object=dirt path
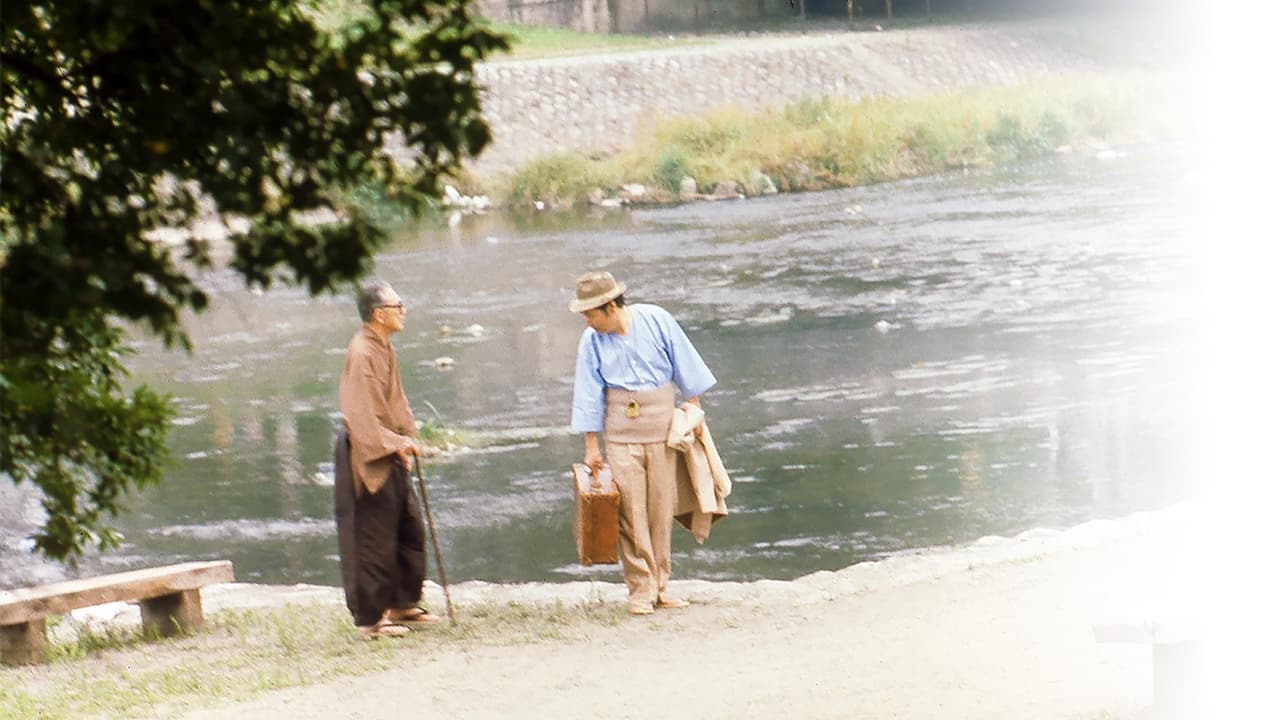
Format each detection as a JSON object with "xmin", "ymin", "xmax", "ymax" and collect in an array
[{"xmin": 181, "ymin": 505, "xmax": 1201, "ymax": 720}]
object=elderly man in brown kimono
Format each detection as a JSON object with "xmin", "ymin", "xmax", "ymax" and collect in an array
[{"xmin": 334, "ymin": 279, "xmax": 439, "ymax": 639}]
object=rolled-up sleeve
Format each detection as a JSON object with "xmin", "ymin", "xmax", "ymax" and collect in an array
[
  {"xmin": 662, "ymin": 311, "xmax": 716, "ymax": 399},
  {"xmin": 571, "ymin": 330, "xmax": 607, "ymax": 432}
]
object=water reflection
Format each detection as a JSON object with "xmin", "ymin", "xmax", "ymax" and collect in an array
[{"xmin": 0, "ymin": 145, "xmax": 1205, "ymax": 589}]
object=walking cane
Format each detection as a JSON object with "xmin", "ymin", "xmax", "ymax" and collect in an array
[{"xmin": 413, "ymin": 456, "xmax": 456, "ymax": 622}]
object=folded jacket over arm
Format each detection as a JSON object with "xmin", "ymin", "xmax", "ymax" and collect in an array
[{"xmin": 667, "ymin": 403, "xmax": 731, "ymax": 543}]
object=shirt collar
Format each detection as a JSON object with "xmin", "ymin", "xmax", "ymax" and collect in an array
[{"xmin": 361, "ymin": 323, "xmax": 391, "ymax": 349}]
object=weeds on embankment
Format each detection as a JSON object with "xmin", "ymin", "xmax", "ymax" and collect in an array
[{"xmin": 499, "ymin": 71, "xmax": 1188, "ymax": 209}]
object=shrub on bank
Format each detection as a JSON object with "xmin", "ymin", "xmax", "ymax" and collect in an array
[{"xmin": 507, "ymin": 152, "xmax": 622, "ymax": 209}]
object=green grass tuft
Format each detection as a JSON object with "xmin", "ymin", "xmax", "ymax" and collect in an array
[{"xmin": 416, "ymin": 417, "xmax": 466, "ymax": 450}]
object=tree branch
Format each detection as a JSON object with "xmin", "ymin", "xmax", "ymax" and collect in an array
[{"xmin": 0, "ymin": 51, "xmax": 82, "ymax": 105}]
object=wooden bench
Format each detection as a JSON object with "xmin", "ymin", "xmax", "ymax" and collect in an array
[
  {"xmin": 0, "ymin": 560, "xmax": 234, "ymax": 666},
  {"xmin": 1093, "ymin": 613, "xmax": 1206, "ymax": 720}
]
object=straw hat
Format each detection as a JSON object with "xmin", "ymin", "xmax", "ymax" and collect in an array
[{"xmin": 569, "ymin": 271, "xmax": 626, "ymax": 312}]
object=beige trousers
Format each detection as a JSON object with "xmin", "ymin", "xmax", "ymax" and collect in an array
[{"xmin": 607, "ymin": 440, "xmax": 678, "ymax": 610}]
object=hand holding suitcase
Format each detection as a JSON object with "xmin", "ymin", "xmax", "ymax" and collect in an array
[{"xmin": 571, "ymin": 463, "xmax": 620, "ymax": 565}]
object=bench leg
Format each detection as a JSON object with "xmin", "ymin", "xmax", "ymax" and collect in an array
[
  {"xmin": 140, "ymin": 589, "xmax": 204, "ymax": 637},
  {"xmin": 1, "ymin": 619, "xmax": 48, "ymax": 666}
]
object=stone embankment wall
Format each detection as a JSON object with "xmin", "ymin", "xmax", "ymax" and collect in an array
[{"xmin": 469, "ymin": 22, "xmax": 1106, "ymax": 173}]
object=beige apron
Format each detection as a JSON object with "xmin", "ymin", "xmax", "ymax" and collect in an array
[{"xmin": 604, "ymin": 383, "xmax": 678, "ymax": 609}]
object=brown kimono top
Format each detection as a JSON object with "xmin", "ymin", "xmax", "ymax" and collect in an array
[{"xmin": 338, "ymin": 325, "xmax": 416, "ymax": 495}]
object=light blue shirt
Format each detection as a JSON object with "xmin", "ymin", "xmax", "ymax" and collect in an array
[{"xmin": 571, "ymin": 303, "xmax": 716, "ymax": 433}]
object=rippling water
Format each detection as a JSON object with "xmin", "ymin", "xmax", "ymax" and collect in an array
[{"xmin": 1, "ymin": 144, "xmax": 1206, "ymax": 588}]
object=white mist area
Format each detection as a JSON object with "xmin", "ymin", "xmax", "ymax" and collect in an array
[{"xmin": 1200, "ymin": 1, "xmax": 1279, "ymax": 717}]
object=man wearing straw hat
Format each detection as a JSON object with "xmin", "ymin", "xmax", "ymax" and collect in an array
[
  {"xmin": 569, "ymin": 271, "xmax": 717, "ymax": 615},
  {"xmin": 334, "ymin": 279, "xmax": 440, "ymax": 639}
]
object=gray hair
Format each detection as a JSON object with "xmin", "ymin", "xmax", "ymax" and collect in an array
[{"xmin": 357, "ymin": 279, "xmax": 395, "ymax": 322}]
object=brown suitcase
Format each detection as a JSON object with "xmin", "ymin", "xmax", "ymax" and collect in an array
[{"xmin": 572, "ymin": 463, "xmax": 620, "ymax": 565}]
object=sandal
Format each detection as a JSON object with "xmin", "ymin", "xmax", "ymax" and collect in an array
[
  {"xmin": 359, "ymin": 620, "xmax": 410, "ymax": 640},
  {"xmin": 387, "ymin": 607, "xmax": 441, "ymax": 628}
]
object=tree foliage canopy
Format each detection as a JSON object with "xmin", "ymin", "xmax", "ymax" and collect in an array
[{"xmin": 0, "ymin": 0, "xmax": 507, "ymax": 561}]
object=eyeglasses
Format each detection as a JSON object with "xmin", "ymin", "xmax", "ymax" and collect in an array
[{"xmin": 377, "ymin": 302, "xmax": 405, "ymax": 312}]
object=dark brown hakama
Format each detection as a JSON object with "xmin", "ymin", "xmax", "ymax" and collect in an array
[{"xmin": 334, "ymin": 427, "xmax": 426, "ymax": 627}]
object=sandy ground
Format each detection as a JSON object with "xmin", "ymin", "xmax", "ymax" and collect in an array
[{"xmin": 174, "ymin": 503, "xmax": 1207, "ymax": 720}]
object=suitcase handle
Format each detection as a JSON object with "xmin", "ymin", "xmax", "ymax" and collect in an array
[{"xmin": 573, "ymin": 462, "xmax": 607, "ymax": 491}]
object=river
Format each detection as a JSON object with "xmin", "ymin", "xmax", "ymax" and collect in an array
[{"xmin": 0, "ymin": 143, "xmax": 1206, "ymax": 588}]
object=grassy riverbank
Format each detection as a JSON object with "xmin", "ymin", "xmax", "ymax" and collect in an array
[
  {"xmin": 489, "ymin": 70, "xmax": 1187, "ymax": 210},
  {"xmin": 0, "ymin": 600, "xmax": 621, "ymax": 720}
]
